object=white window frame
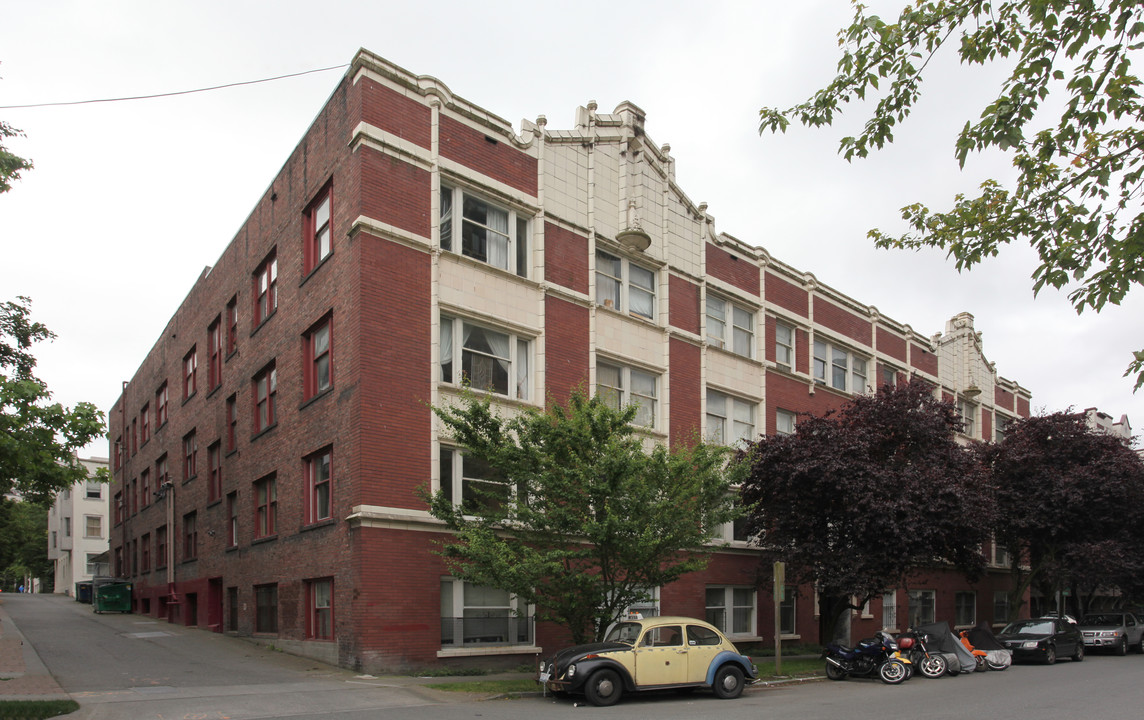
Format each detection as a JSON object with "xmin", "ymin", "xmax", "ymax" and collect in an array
[
  {"xmin": 439, "ymin": 446, "xmax": 512, "ymax": 511},
  {"xmin": 706, "ymin": 295, "xmax": 753, "ymax": 358},
  {"xmin": 775, "ymin": 321, "xmax": 794, "ymax": 369},
  {"xmin": 596, "ymin": 250, "xmax": 656, "ymax": 320},
  {"xmin": 83, "ymin": 515, "xmax": 102, "ymax": 539},
  {"xmin": 440, "ymin": 185, "xmax": 529, "ymax": 277},
  {"xmin": 596, "ymin": 361, "xmax": 658, "ymax": 428},
  {"xmin": 813, "ymin": 338, "xmax": 868, "ymax": 394},
  {"xmin": 440, "ymin": 316, "xmax": 530, "ymax": 401},
  {"xmin": 907, "ymin": 589, "xmax": 936, "ymax": 627},
  {"xmin": 779, "ymin": 586, "xmax": 797, "ymax": 636},
  {"xmin": 775, "ymin": 408, "xmax": 796, "ymax": 436},
  {"xmin": 995, "ymin": 415, "xmax": 1011, "ymax": 443},
  {"xmin": 440, "ymin": 577, "xmax": 532, "ymax": 646},
  {"xmin": 706, "ymin": 586, "xmax": 757, "ymax": 638},
  {"xmin": 85, "ymin": 480, "xmax": 102, "ymax": 499},
  {"xmin": 882, "ymin": 591, "xmax": 898, "ymax": 631},
  {"xmin": 955, "ymin": 591, "xmax": 977, "ymax": 627},
  {"xmin": 706, "ymin": 390, "xmax": 756, "ymax": 447},
  {"xmin": 959, "ymin": 400, "xmax": 977, "ymax": 438}
]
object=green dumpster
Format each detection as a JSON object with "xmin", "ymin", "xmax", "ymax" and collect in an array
[
  {"xmin": 75, "ymin": 581, "xmax": 93, "ymax": 603},
  {"xmin": 93, "ymin": 581, "xmax": 132, "ymax": 613}
]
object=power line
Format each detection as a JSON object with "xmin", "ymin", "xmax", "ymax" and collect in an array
[{"xmin": 0, "ymin": 64, "xmax": 350, "ymax": 110}]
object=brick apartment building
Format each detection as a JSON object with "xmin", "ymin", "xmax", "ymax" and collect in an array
[{"xmin": 107, "ymin": 49, "xmax": 1031, "ymax": 671}]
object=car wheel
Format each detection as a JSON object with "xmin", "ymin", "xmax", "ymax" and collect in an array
[
  {"xmin": 1137, "ymin": 636, "xmax": 1144, "ymax": 654},
  {"xmin": 825, "ymin": 661, "xmax": 847, "ymax": 680},
  {"xmin": 878, "ymin": 659, "xmax": 908, "ymax": 685},
  {"xmin": 584, "ymin": 669, "xmax": 622, "ymax": 707},
  {"xmin": 919, "ymin": 654, "xmax": 947, "ymax": 678},
  {"xmin": 1072, "ymin": 642, "xmax": 1084, "ymax": 662},
  {"xmin": 1117, "ymin": 637, "xmax": 1128, "ymax": 656},
  {"xmin": 1043, "ymin": 646, "xmax": 1057, "ymax": 665},
  {"xmin": 712, "ymin": 665, "xmax": 745, "ymax": 699}
]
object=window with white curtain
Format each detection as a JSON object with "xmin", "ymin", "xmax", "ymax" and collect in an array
[
  {"xmin": 706, "ymin": 389, "xmax": 756, "ymax": 447},
  {"xmin": 706, "ymin": 296, "xmax": 753, "ymax": 357},
  {"xmin": 775, "ymin": 321, "xmax": 794, "ymax": 369},
  {"xmin": 440, "ymin": 316, "xmax": 529, "ymax": 400},
  {"xmin": 813, "ymin": 338, "xmax": 868, "ymax": 394},
  {"xmin": 706, "ymin": 586, "xmax": 756, "ymax": 637},
  {"xmin": 775, "ymin": 408, "xmax": 796, "ymax": 436},
  {"xmin": 597, "ymin": 362, "xmax": 658, "ymax": 428},
  {"xmin": 440, "ymin": 185, "xmax": 528, "ymax": 277},
  {"xmin": 596, "ymin": 250, "xmax": 656, "ymax": 319}
]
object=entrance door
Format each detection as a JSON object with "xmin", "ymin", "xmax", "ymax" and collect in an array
[{"xmin": 207, "ymin": 577, "xmax": 223, "ymax": 632}]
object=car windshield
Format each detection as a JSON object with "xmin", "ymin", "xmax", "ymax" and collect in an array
[
  {"xmin": 604, "ymin": 622, "xmax": 642, "ymax": 645},
  {"xmin": 1083, "ymin": 614, "xmax": 1123, "ymax": 625},
  {"xmin": 1002, "ymin": 620, "xmax": 1053, "ymax": 635}
]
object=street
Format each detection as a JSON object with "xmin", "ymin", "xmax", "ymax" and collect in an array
[{"xmin": 3, "ymin": 593, "xmax": 1140, "ymax": 720}]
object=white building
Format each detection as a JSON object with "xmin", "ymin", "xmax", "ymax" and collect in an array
[{"xmin": 47, "ymin": 456, "xmax": 110, "ymax": 596}]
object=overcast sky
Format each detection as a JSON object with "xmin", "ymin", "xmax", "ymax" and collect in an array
[{"xmin": 2, "ymin": 0, "xmax": 1141, "ymax": 456}]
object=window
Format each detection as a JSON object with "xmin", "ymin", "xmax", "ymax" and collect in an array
[
  {"xmin": 183, "ymin": 347, "xmax": 197, "ymax": 400},
  {"xmin": 129, "ymin": 479, "xmax": 137, "ymax": 516},
  {"xmin": 306, "ymin": 578, "xmax": 333, "ymax": 640},
  {"xmin": 705, "ymin": 587, "xmax": 756, "ymax": 637},
  {"xmin": 706, "ymin": 295, "xmax": 753, "ymax": 357},
  {"xmin": 208, "ymin": 317, "xmax": 222, "ymax": 390},
  {"xmin": 959, "ymin": 400, "xmax": 977, "ymax": 438},
  {"xmin": 995, "ymin": 415, "xmax": 1011, "ymax": 443},
  {"xmin": 253, "ymin": 364, "xmax": 277, "ymax": 433},
  {"xmin": 131, "ymin": 419, "xmax": 137, "ymax": 456},
  {"xmin": 597, "ymin": 362, "xmax": 658, "ymax": 428},
  {"xmin": 226, "ymin": 296, "xmax": 238, "ymax": 355},
  {"xmin": 305, "ymin": 187, "xmax": 332, "ymax": 272},
  {"xmin": 156, "ymin": 525, "xmax": 167, "ymax": 569},
  {"xmin": 253, "ymin": 252, "xmax": 278, "ymax": 326},
  {"xmin": 440, "ymin": 316, "xmax": 529, "ymax": 400},
  {"xmin": 183, "ymin": 511, "xmax": 197, "ymax": 560},
  {"xmin": 881, "ymin": 365, "xmax": 898, "ymax": 388},
  {"xmin": 440, "ymin": 448, "xmax": 510, "ymax": 513},
  {"xmin": 225, "ymin": 394, "xmax": 237, "ymax": 452},
  {"xmin": 775, "ymin": 408, "xmax": 796, "ymax": 436},
  {"xmin": 156, "ymin": 383, "xmax": 168, "ymax": 427},
  {"xmin": 780, "ymin": 587, "xmax": 797, "ymax": 636},
  {"xmin": 596, "ymin": 250, "xmax": 655, "ymax": 319},
  {"xmin": 305, "ymin": 317, "xmax": 332, "ymax": 399},
  {"xmin": 907, "ymin": 589, "xmax": 936, "ymax": 627},
  {"xmin": 140, "ymin": 533, "xmax": 151, "ymax": 573},
  {"xmin": 114, "ymin": 492, "xmax": 123, "ymax": 525},
  {"xmin": 156, "ymin": 454, "xmax": 169, "ymax": 494},
  {"xmin": 440, "ymin": 185, "xmax": 529, "ymax": 277},
  {"xmin": 306, "ymin": 448, "xmax": 332, "ymax": 524},
  {"xmin": 706, "ymin": 390, "xmax": 755, "ymax": 447},
  {"xmin": 440, "ymin": 577, "xmax": 532, "ymax": 646},
  {"xmin": 182, "ymin": 431, "xmax": 197, "ymax": 480},
  {"xmin": 955, "ymin": 591, "xmax": 976, "ymax": 627},
  {"xmin": 140, "ymin": 403, "xmax": 150, "ymax": 443},
  {"xmin": 114, "ymin": 438, "xmax": 122, "ymax": 470},
  {"xmin": 84, "ymin": 515, "xmax": 102, "ymax": 538},
  {"xmin": 207, "ymin": 442, "xmax": 222, "ymax": 503},
  {"xmin": 882, "ymin": 591, "xmax": 898, "ymax": 631},
  {"xmin": 140, "ymin": 469, "xmax": 150, "ymax": 508},
  {"xmin": 813, "ymin": 339, "xmax": 868, "ymax": 393},
  {"xmin": 775, "ymin": 322, "xmax": 794, "ymax": 369},
  {"xmin": 85, "ymin": 480, "xmax": 102, "ymax": 499},
  {"xmin": 254, "ymin": 475, "xmax": 277, "ymax": 538},
  {"xmin": 226, "ymin": 492, "xmax": 238, "ymax": 547},
  {"xmin": 255, "ymin": 584, "xmax": 278, "ymax": 633},
  {"xmin": 85, "ymin": 552, "xmax": 102, "ymax": 576},
  {"xmin": 227, "ymin": 587, "xmax": 239, "ymax": 632},
  {"xmin": 993, "ymin": 542, "xmax": 1011, "ymax": 567},
  {"xmin": 993, "ymin": 591, "xmax": 1011, "ymax": 624}
]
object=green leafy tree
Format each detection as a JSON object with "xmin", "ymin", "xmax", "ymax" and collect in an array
[
  {"xmin": 1, "ymin": 119, "xmax": 33, "ymax": 195},
  {"xmin": 760, "ymin": 1, "xmax": 1144, "ymax": 389},
  {"xmin": 0, "ymin": 498, "xmax": 50, "ymax": 592},
  {"xmin": 427, "ymin": 390, "xmax": 742, "ymax": 644},
  {"xmin": 1, "ymin": 297, "xmax": 106, "ymax": 504},
  {"xmin": 739, "ymin": 380, "xmax": 992, "ymax": 643}
]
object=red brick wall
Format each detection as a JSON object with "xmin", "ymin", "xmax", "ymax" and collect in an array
[
  {"xmin": 1017, "ymin": 396, "xmax": 1030, "ymax": 418},
  {"xmin": 982, "ymin": 409, "xmax": 993, "ymax": 442},
  {"xmin": 360, "ymin": 146, "xmax": 432, "ymax": 238},
  {"xmin": 669, "ymin": 274, "xmax": 700, "ymax": 334},
  {"xmin": 816, "ymin": 299, "xmax": 872, "ymax": 347},
  {"xmin": 910, "ymin": 343, "xmax": 939, "ymax": 376},
  {"xmin": 766, "ymin": 372, "xmax": 846, "ymax": 433},
  {"xmin": 994, "ymin": 386, "xmax": 1015, "ymax": 411},
  {"xmin": 706, "ymin": 244, "xmax": 759, "ymax": 295},
  {"xmin": 543, "ymin": 223, "xmax": 588, "ymax": 294},
  {"xmin": 439, "ymin": 116, "xmax": 537, "ymax": 195},
  {"xmin": 765, "ymin": 271, "xmax": 808, "ymax": 317},
  {"xmin": 669, "ymin": 338, "xmax": 701, "ymax": 448},
  {"xmin": 876, "ymin": 327, "xmax": 908, "ymax": 363},
  {"xmin": 795, "ymin": 329, "xmax": 810, "ymax": 375},
  {"xmin": 359, "ymin": 77, "xmax": 432, "ymax": 149},
  {"xmin": 544, "ymin": 297, "xmax": 590, "ymax": 406}
]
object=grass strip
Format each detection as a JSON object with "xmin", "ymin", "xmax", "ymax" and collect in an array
[{"xmin": 0, "ymin": 699, "xmax": 80, "ymax": 719}]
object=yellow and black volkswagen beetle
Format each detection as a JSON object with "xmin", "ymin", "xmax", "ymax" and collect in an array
[{"xmin": 538, "ymin": 616, "xmax": 758, "ymax": 706}]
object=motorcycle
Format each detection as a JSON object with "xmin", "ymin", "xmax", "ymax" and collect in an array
[
  {"xmin": 958, "ymin": 630, "xmax": 990, "ymax": 672},
  {"xmin": 962, "ymin": 626, "xmax": 1012, "ymax": 671},
  {"xmin": 822, "ymin": 630, "xmax": 912, "ymax": 684},
  {"xmin": 897, "ymin": 629, "xmax": 949, "ymax": 678}
]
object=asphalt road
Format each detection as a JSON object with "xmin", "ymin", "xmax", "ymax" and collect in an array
[{"xmin": 5, "ymin": 593, "xmax": 1142, "ymax": 720}]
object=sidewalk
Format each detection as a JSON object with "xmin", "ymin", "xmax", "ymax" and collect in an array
[{"xmin": 0, "ymin": 598, "xmax": 72, "ymax": 701}]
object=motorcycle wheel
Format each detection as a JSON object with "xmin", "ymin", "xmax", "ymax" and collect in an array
[
  {"xmin": 919, "ymin": 654, "xmax": 948, "ymax": 678},
  {"xmin": 986, "ymin": 658, "xmax": 1010, "ymax": 671},
  {"xmin": 878, "ymin": 659, "xmax": 908, "ymax": 685},
  {"xmin": 825, "ymin": 661, "xmax": 847, "ymax": 681},
  {"xmin": 974, "ymin": 655, "xmax": 987, "ymax": 672}
]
